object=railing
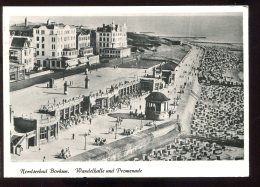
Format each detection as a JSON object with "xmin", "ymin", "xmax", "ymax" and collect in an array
[
  {"xmin": 40, "ymin": 96, "xmax": 84, "ymax": 112},
  {"xmin": 38, "ymin": 115, "xmax": 59, "ymax": 125}
]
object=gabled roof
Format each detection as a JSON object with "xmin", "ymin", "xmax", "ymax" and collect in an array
[
  {"xmin": 76, "ymin": 28, "xmax": 91, "ymax": 36},
  {"xmin": 11, "ymin": 37, "xmax": 29, "ymax": 48},
  {"xmin": 145, "ymin": 92, "xmax": 170, "ymax": 102}
]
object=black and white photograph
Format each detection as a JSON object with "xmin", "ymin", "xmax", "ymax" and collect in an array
[{"xmin": 3, "ymin": 6, "xmax": 249, "ymax": 177}]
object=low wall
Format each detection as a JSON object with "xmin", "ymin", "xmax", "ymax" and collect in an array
[
  {"xmin": 175, "ymin": 78, "xmax": 201, "ymax": 135},
  {"xmin": 25, "ymin": 70, "xmax": 52, "ymax": 79},
  {"xmin": 66, "ymin": 120, "xmax": 176, "ymax": 161}
]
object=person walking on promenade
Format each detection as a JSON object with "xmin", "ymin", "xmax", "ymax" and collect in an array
[
  {"xmin": 89, "ymin": 117, "xmax": 92, "ymax": 125},
  {"xmin": 43, "ymin": 156, "xmax": 46, "ymax": 162},
  {"xmin": 72, "ymin": 133, "xmax": 75, "ymax": 140}
]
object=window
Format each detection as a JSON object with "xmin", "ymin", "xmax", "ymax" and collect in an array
[
  {"xmin": 42, "ymin": 51, "xmax": 45, "ymax": 56},
  {"xmin": 52, "ymin": 61, "xmax": 55, "ymax": 67},
  {"xmin": 37, "ymin": 60, "xmax": 41, "ymax": 65},
  {"xmin": 50, "ymin": 125, "xmax": 55, "ymax": 137},
  {"xmin": 100, "ymin": 37, "xmax": 102, "ymax": 41},
  {"xmin": 37, "ymin": 44, "xmax": 39, "ymax": 48},
  {"xmin": 36, "ymin": 30, "xmax": 39, "ymax": 34},
  {"xmin": 107, "ymin": 33, "xmax": 109, "ymax": 36},
  {"xmin": 50, "ymin": 30, "xmax": 53, "ymax": 35},
  {"xmin": 36, "ymin": 37, "xmax": 39, "ymax": 41},
  {"xmin": 107, "ymin": 38, "xmax": 109, "ymax": 42},
  {"xmin": 100, "ymin": 43, "xmax": 102, "ymax": 47},
  {"xmin": 43, "ymin": 60, "xmax": 47, "ymax": 67},
  {"xmin": 36, "ymin": 51, "xmax": 39, "ymax": 55},
  {"xmin": 57, "ymin": 61, "xmax": 60, "ymax": 67},
  {"xmin": 40, "ymin": 127, "xmax": 47, "ymax": 139},
  {"xmin": 41, "ymin": 30, "xmax": 45, "ymax": 35},
  {"xmin": 107, "ymin": 43, "xmax": 109, "ymax": 47},
  {"xmin": 42, "ymin": 37, "xmax": 45, "ymax": 42},
  {"xmin": 42, "ymin": 44, "xmax": 44, "ymax": 49},
  {"xmin": 52, "ymin": 52, "xmax": 55, "ymax": 57}
]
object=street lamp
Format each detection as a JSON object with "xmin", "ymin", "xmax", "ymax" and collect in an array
[{"xmin": 115, "ymin": 122, "xmax": 118, "ymax": 139}]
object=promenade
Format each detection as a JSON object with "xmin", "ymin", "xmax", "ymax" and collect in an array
[{"xmin": 11, "ymin": 45, "xmax": 203, "ymax": 162}]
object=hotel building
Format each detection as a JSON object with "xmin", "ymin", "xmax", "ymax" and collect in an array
[{"xmin": 96, "ymin": 21, "xmax": 131, "ymax": 58}]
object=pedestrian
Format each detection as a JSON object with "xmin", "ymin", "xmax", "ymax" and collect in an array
[
  {"xmin": 89, "ymin": 118, "xmax": 92, "ymax": 125},
  {"xmin": 139, "ymin": 105, "xmax": 142, "ymax": 110},
  {"xmin": 72, "ymin": 133, "xmax": 75, "ymax": 140},
  {"xmin": 43, "ymin": 156, "xmax": 46, "ymax": 162}
]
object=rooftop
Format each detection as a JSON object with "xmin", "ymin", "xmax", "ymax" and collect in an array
[
  {"xmin": 145, "ymin": 92, "xmax": 170, "ymax": 102},
  {"xmin": 10, "ymin": 24, "xmax": 38, "ymax": 31},
  {"xmin": 10, "ymin": 37, "xmax": 30, "ymax": 48}
]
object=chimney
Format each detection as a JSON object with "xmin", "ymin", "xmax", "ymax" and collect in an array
[{"xmin": 25, "ymin": 17, "xmax": 28, "ymax": 26}]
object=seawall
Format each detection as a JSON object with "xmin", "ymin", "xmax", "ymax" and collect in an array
[
  {"xmin": 175, "ymin": 78, "xmax": 201, "ymax": 135},
  {"xmin": 66, "ymin": 120, "xmax": 177, "ymax": 161}
]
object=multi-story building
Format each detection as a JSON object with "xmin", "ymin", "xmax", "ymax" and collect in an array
[
  {"xmin": 76, "ymin": 29, "xmax": 90, "ymax": 50},
  {"xmin": 76, "ymin": 29, "xmax": 93, "ymax": 57},
  {"xmin": 90, "ymin": 30, "xmax": 97, "ymax": 54},
  {"xmin": 32, "ymin": 20, "xmax": 77, "ymax": 68},
  {"xmin": 96, "ymin": 21, "xmax": 131, "ymax": 58},
  {"xmin": 9, "ymin": 36, "xmax": 36, "ymax": 72}
]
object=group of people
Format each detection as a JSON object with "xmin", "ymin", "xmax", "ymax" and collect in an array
[
  {"xmin": 59, "ymin": 114, "xmax": 82, "ymax": 130},
  {"xmin": 191, "ymin": 46, "xmax": 244, "ymax": 141},
  {"xmin": 58, "ymin": 147, "xmax": 71, "ymax": 159},
  {"xmin": 191, "ymin": 85, "xmax": 244, "ymax": 140},
  {"xmin": 198, "ymin": 46, "xmax": 243, "ymax": 85}
]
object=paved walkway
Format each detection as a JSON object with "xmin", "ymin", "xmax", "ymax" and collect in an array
[{"xmin": 11, "ymin": 46, "xmax": 203, "ymax": 162}]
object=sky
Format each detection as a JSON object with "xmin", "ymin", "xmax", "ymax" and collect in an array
[{"xmin": 11, "ymin": 14, "xmax": 243, "ymax": 43}]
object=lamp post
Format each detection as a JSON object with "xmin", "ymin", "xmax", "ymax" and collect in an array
[
  {"xmin": 84, "ymin": 132, "xmax": 87, "ymax": 150},
  {"xmin": 115, "ymin": 122, "xmax": 118, "ymax": 139}
]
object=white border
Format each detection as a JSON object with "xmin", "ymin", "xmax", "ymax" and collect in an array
[{"xmin": 3, "ymin": 6, "xmax": 249, "ymax": 178}]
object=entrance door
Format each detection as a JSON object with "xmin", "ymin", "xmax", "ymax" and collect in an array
[{"xmin": 28, "ymin": 137, "xmax": 35, "ymax": 148}]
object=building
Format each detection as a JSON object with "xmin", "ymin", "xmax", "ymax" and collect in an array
[
  {"xmin": 10, "ymin": 95, "xmax": 85, "ymax": 155},
  {"xmin": 76, "ymin": 29, "xmax": 90, "ymax": 51},
  {"xmin": 9, "ymin": 36, "xmax": 36, "ymax": 72},
  {"xmin": 32, "ymin": 20, "xmax": 77, "ymax": 68},
  {"xmin": 145, "ymin": 92, "xmax": 170, "ymax": 120},
  {"xmin": 96, "ymin": 21, "xmax": 131, "ymax": 58},
  {"xmin": 90, "ymin": 30, "xmax": 97, "ymax": 54}
]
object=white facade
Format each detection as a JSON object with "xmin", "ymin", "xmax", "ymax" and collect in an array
[
  {"xmin": 9, "ymin": 36, "xmax": 36, "ymax": 72},
  {"xmin": 33, "ymin": 23, "xmax": 76, "ymax": 68},
  {"xmin": 96, "ymin": 21, "xmax": 128, "ymax": 56}
]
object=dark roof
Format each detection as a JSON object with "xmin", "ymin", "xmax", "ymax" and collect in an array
[
  {"xmin": 76, "ymin": 28, "xmax": 91, "ymax": 35},
  {"xmin": 162, "ymin": 62, "xmax": 178, "ymax": 71},
  {"xmin": 11, "ymin": 37, "xmax": 28, "ymax": 48},
  {"xmin": 145, "ymin": 92, "xmax": 170, "ymax": 102}
]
